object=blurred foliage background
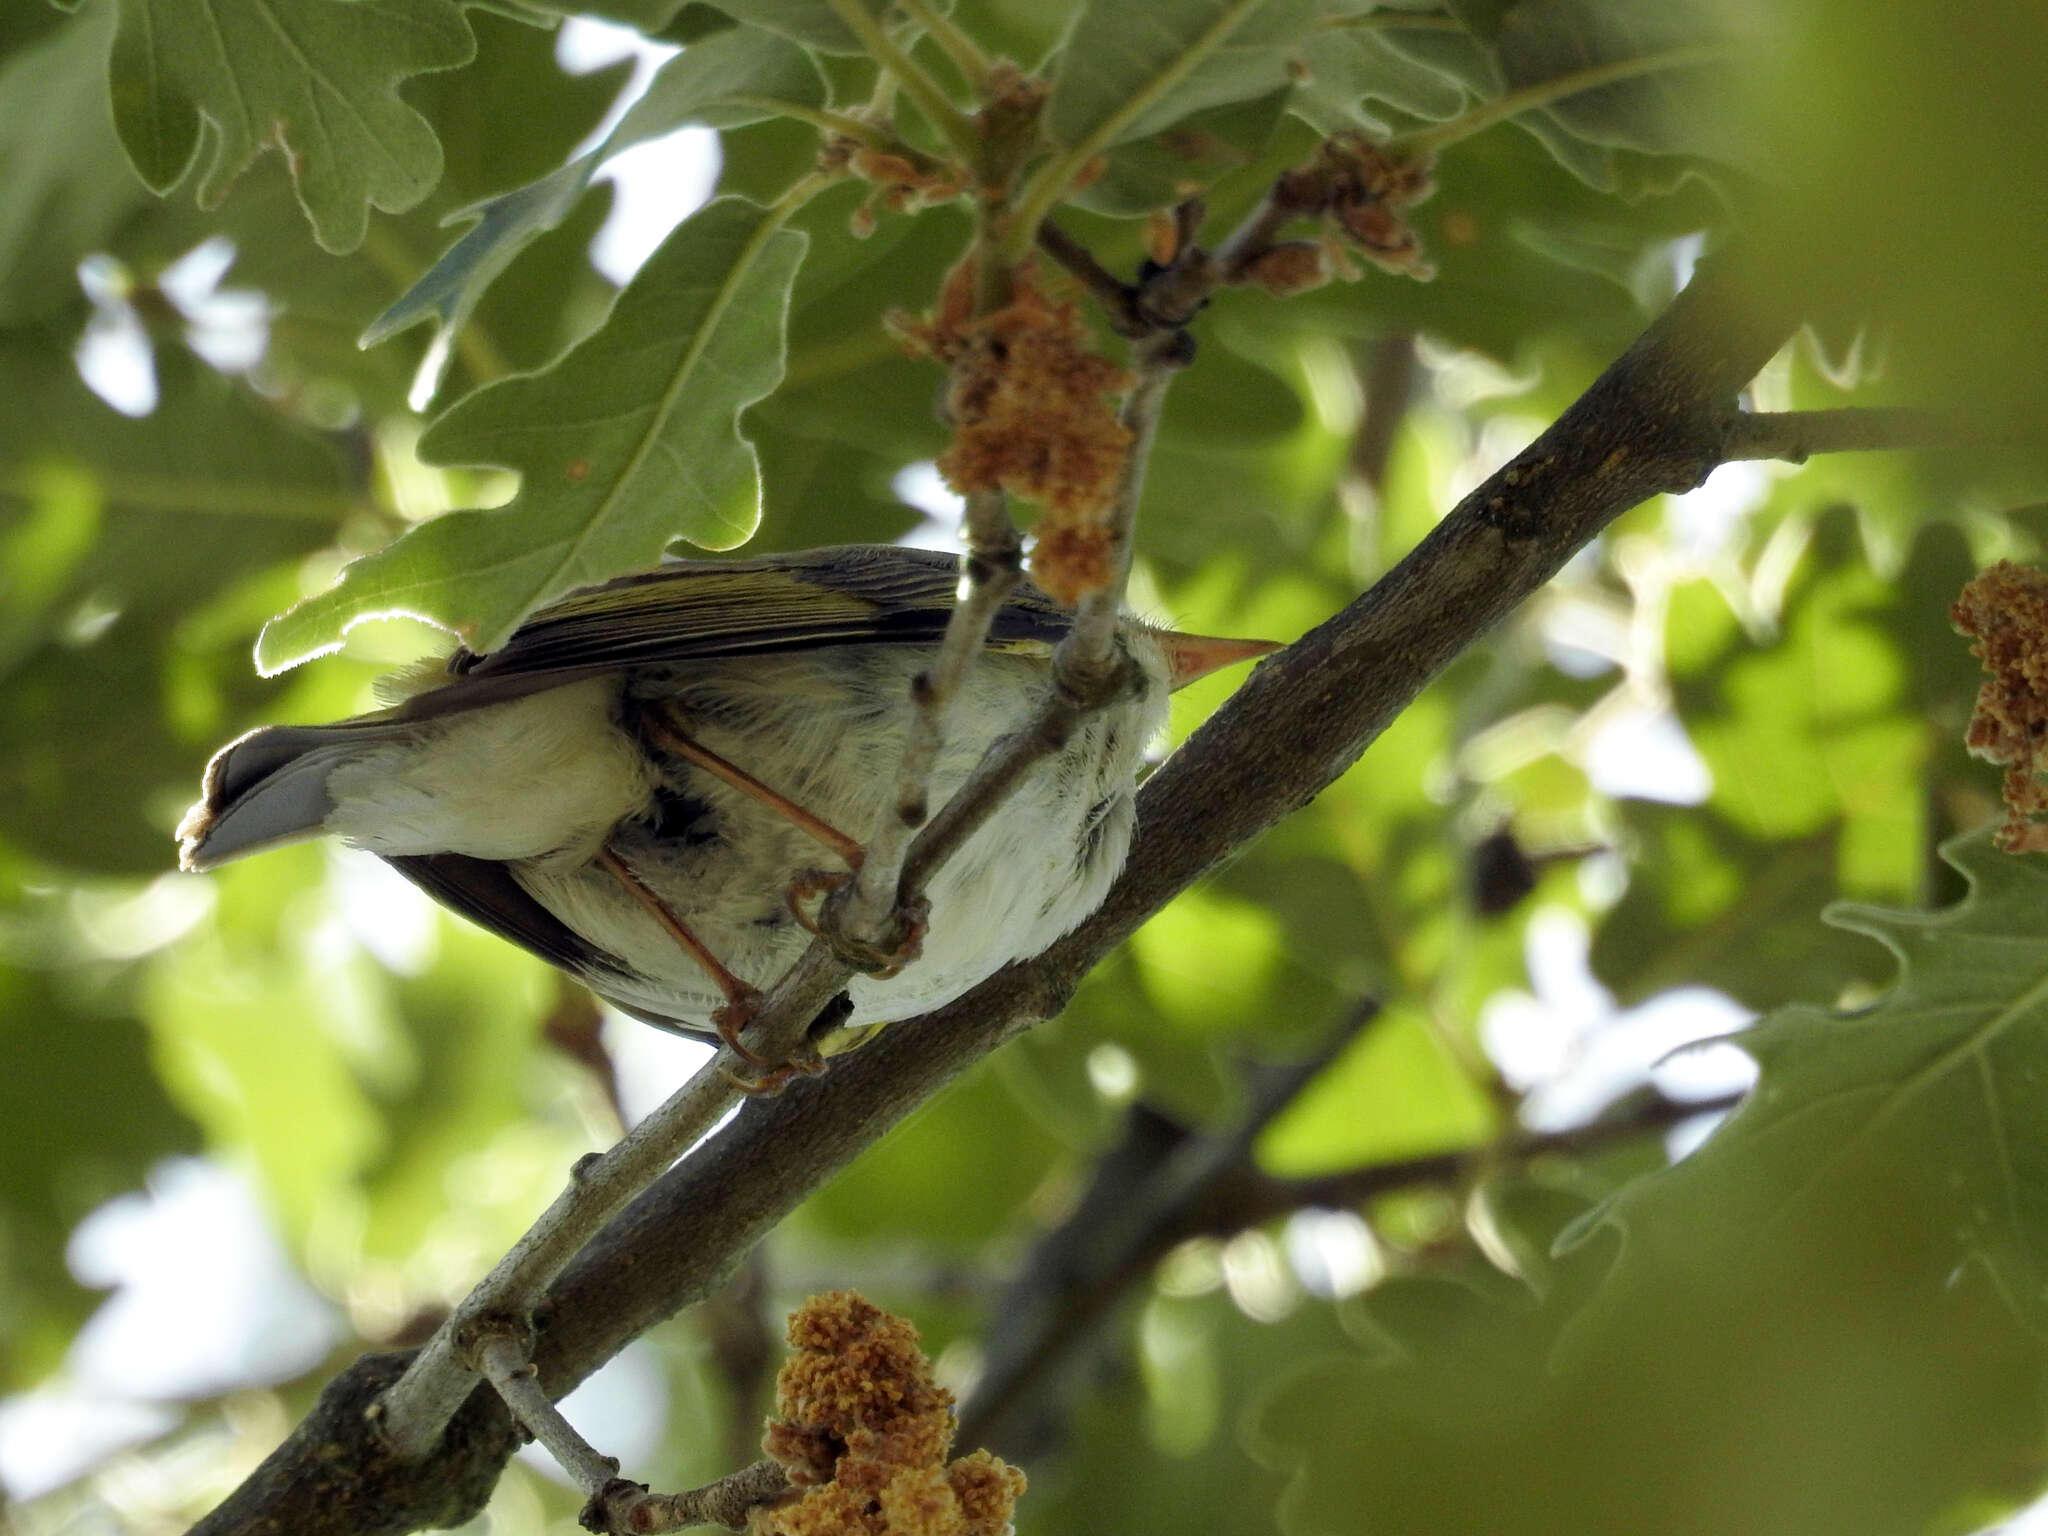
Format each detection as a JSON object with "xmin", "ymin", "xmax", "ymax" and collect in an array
[{"xmin": 4, "ymin": 0, "xmax": 2048, "ymax": 1532}]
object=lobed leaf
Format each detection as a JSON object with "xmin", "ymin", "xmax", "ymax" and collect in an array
[
  {"xmin": 1046, "ymin": 0, "xmax": 1321, "ymax": 156},
  {"xmin": 259, "ymin": 196, "xmax": 809, "ymax": 669},
  {"xmin": 699, "ymin": 0, "xmax": 891, "ymax": 55},
  {"xmin": 106, "ymin": 0, "xmax": 475, "ymax": 253},
  {"xmin": 1570, "ymin": 831, "xmax": 2048, "ymax": 1333},
  {"xmin": 365, "ymin": 26, "xmax": 821, "ymax": 349}
]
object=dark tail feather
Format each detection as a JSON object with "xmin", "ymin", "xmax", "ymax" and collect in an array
[{"xmin": 177, "ymin": 723, "xmax": 387, "ymax": 870}]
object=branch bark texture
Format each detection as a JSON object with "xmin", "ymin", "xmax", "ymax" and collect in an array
[{"xmin": 188, "ymin": 251, "xmax": 1800, "ymax": 1536}]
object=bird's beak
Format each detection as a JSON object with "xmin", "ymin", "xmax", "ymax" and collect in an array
[{"xmin": 1160, "ymin": 632, "xmax": 1283, "ymax": 692}]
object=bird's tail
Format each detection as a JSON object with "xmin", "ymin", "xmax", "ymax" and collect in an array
[{"xmin": 176, "ymin": 721, "xmax": 405, "ymax": 871}]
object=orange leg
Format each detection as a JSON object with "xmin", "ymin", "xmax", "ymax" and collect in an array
[
  {"xmin": 595, "ymin": 845, "xmax": 774, "ymax": 1065},
  {"xmin": 640, "ymin": 715, "xmax": 863, "ymax": 870}
]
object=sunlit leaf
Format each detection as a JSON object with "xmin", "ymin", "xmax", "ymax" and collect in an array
[{"xmin": 259, "ymin": 196, "xmax": 808, "ymax": 666}]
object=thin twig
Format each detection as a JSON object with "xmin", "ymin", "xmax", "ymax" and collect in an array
[
  {"xmin": 1351, "ymin": 335, "xmax": 1419, "ymax": 493},
  {"xmin": 378, "ymin": 1054, "xmax": 747, "ymax": 1459},
  {"xmin": 475, "ymin": 1331, "xmax": 617, "ymax": 1495},
  {"xmin": 839, "ymin": 495, "xmax": 1022, "ymax": 941},
  {"xmin": 1719, "ymin": 406, "xmax": 1966, "ymax": 462},
  {"xmin": 1269, "ymin": 1087, "xmax": 1748, "ymax": 1215},
  {"xmin": 961, "ymin": 1072, "xmax": 1744, "ymax": 1449},
  {"xmin": 900, "ymin": 334, "xmax": 1189, "ymax": 895},
  {"xmin": 595, "ymin": 1460, "xmax": 791, "ymax": 1534},
  {"xmin": 1035, "ymin": 221, "xmax": 1147, "ymax": 336},
  {"xmin": 962, "ymin": 1003, "xmax": 1384, "ymax": 1447}
]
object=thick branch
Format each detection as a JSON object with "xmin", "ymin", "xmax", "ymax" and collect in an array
[{"xmin": 188, "ymin": 250, "xmax": 1800, "ymax": 1536}]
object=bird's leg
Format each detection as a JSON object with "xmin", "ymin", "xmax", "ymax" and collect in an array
[
  {"xmin": 593, "ymin": 844, "xmax": 809, "ymax": 1078},
  {"xmin": 640, "ymin": 713, "xmax": 920, "ymax": 997},
  {"xmin": 639, "ymin": 715, "xmax": 863, "ymax": 870}
]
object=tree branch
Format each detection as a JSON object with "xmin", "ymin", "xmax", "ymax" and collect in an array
[
  {"xmin": 959, "ymin": 1080, "xmax": 1746, "ymax": 1452},
  {"xmin": 593, "ymin": 1460, "xmax": 790, "ymax": 1534},
  {"xmin": 188, "ymin": 248, "xmax": 1802, "ymax": 1536},
  {"xmin": 960, "ymin": 1001, "xmax": 1384, "ymax": 1451},
  {"xmin": 377, "ymin": 1050, "xmax": 747, "ymax": 1459},
  {"xmin": 1719, "ymin": 406, "xmax": 1965, "ymax": 462},
  {"xmin": 474, "ymin": 1329, "xmax": 617, "ymax": 1495}
]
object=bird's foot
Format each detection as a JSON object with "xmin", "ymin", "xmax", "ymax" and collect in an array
[{"xmin": 787, "ymin": 871, "xmax": 928, "ymax": 979}]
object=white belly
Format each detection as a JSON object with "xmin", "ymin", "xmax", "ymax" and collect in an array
[{"xmin": 512, "ymin": 646, "xmax": 1160, "ymax": 1031}]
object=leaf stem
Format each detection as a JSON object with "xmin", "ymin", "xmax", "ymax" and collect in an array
[
  {"xmin": 1391, "ymin": 43, "xmax": 1731, "ymax": 156},
  {"xmin": 819, "ymin": 0, "xmax": 979, "ymax": 159},
  {"xmin": 1004, "ymin": 0, "xmax": 1274, "ymax": 261},
  {"xmin": 723, "ymin": 96, "xmax": 892, "ymax": 147},
  {"xmin": 893, "ymin": 0, "xmax": 992, "ymax": 94},
  {"xmin": 1315, "ymin": 8, "xmax": 1464, "ymax": 32}
]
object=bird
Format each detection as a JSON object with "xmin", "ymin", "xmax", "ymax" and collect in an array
[{"xmin": 177, "ymin": 545, "xmax": 1277, "ymax": 1049}]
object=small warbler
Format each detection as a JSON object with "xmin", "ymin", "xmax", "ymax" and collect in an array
[{"xmin": 178, "ymin": 545, "xmax": 1276, "ymax": 1043}]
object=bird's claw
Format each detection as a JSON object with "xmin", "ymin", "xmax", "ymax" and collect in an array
[
  {"xmin": 787, "ymin": 872, "xmax": 928, "ymax": 978},
  {"xmin": 712, "ymin": 991, "xmax": 828, "ymax": 1093}
]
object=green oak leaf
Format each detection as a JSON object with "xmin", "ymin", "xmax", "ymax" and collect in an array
[
  {"xmin": 1567, "ymin": 831, "xmax": 2048, "ymax": 1333},
  {"xmin": 1046, "ymin": 0, "xmax": 1321, "ymax": 154},
  {"xmin": 364, "ymin": 26, "xmax": 822, "ymax": 348},
  {"xmin": 1286, "ymin": 24, "xmax": 1469, "ymax": 138},
  {"xmin": 106, "ymin": 0, "xmax": 475, "ymax": 253},
  {"xmin": 258, "ymin": 196, "xmax": 808, "ymax": 668},
  {"xmin": 699, "ymin": 0, "xmax": 905, "ymax": 55},
  {"xmin": 358, "ymin": 155, "xmax": 600, "ymax": 348}
]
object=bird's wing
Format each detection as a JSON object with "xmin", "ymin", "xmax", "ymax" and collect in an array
[
  {"xmin": 386, "ymin": 852, "xmax": 633, "ymax": 988},
  {"xmin": 388, "ymin": 853, "xmax": 718, "ymax": 1039},
  {"xmin": 448, "ymin": 545, "xmax": 1074, "ymax": 681}
]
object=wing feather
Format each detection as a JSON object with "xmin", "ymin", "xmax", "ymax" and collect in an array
[{"xmin": 450, "ymin": 546, "xmax": 1072, "ymax": 680}]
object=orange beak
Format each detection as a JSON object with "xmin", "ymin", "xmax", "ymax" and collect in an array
[{"xmin": 1160, "ymin": 631, "xmax": 1283, "ymax": 692}]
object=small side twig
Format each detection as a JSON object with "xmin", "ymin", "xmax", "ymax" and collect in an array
[
  {"xmin": 961, "ymin": 1069, "xmax": 1746, "ymax": 1449},
  {"xmin": 1035, "ymin": 221, "xmax": 1147, "ymax": 336},
  {"xmin": 592, "ymin": 1459, "xmax": 791, "ymax": 1535},
  {"xmin": 474, "ymin": 1329, "xmax": 618, "ymax": 1496},
  {"xmin": 1719, "ymin": 406, "xmax": 1968, "ymax": 462},
  {"xmin": 378, "ymin": 1051, "xmax": 749, "ymax": 1459},
  {"xmin": 961, "ymin": 1002, "xmax": 1382, "ymax": 1448}
]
